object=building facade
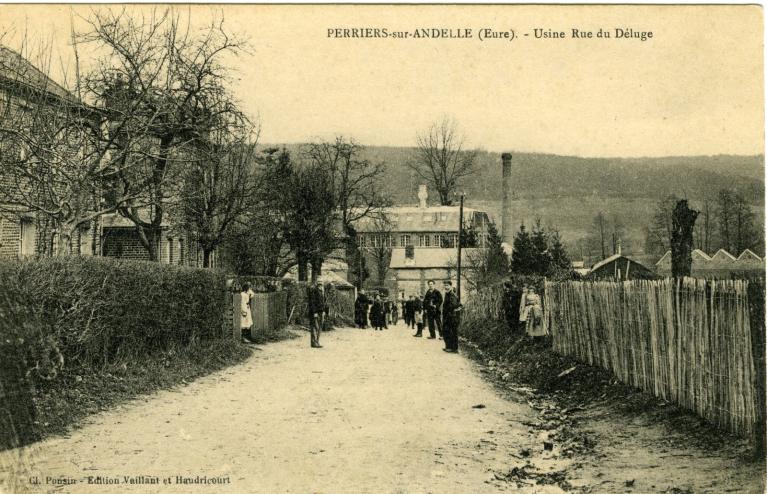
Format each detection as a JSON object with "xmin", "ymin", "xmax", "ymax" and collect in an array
[
  {"xmin": 655, "ymin": 248, "xmax": 765, "ymax": 278},
  {"xmin": 354, "ymin": 185, "xmax": 490, "ymax": 299}
]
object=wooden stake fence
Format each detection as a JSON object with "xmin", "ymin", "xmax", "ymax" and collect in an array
[{"xmin": 545, "ymin": 277, "xmax": 763, "ymax": 439}]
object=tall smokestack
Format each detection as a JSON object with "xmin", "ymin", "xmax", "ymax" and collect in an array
[{"xmin": 501, "ymin": 153, "xmax": 513, "ymax": 245}]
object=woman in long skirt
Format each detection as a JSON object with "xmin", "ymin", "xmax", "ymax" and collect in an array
[{"xmin": 240, "ymin": 283, "xmax": 254, "ymax": 342}]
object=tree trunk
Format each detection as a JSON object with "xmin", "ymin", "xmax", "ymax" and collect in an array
[
  {"xmin": 297, "ymin": 253, "xmax": 308, "ymax": 282},
  {"xmin": 54, "ymin": 226, "xmax": 75, "ymax": 257},
  {"xmin": 310, "ymin": 257, "xmax": 323, "ymax": 283},
  {"xmin": 671, "ymin": 200, "xmax": 699, "ymax": 278}
]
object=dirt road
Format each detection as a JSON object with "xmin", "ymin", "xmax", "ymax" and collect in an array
[
  {"xmin": 1, "ymin": 325, "xmax": 551, "ymax": 493},
  {"xmin": 1, "ymin": 324, "xmax": 763, "ymax": 493}
]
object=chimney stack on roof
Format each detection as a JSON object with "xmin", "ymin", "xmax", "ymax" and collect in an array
[
  {"xmin": 418, "ymin": 185, "xmax": 428, "ymax": 208},
  {"xmin": 501, "ymin": 153, "xmax": 513, "ymax": 246}
]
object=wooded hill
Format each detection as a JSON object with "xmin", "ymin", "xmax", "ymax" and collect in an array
[{"xmin": 264, "ymin": 144, "xmax": 764, "ymax": 257}]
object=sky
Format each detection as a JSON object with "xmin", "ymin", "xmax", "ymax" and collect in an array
[{"xmin": 0, "ymin": 4, "xmax": 763, "ymax": 158}]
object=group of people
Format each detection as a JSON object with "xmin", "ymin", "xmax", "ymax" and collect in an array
[
  {"xmin": 354, "ymin": 290, "xmax": 399, "ymax": 331},
  {"xmin": 354, "ymin": 279, "xmax": 463, "ymax": 353}
]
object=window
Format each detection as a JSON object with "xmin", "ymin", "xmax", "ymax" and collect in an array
[
  {"xmin": 358, "ymin": 235, "xmax": 366, "ymax": 248},
  {"xmin": 440, "ymin": 212, "xmax": 448, "ymax": 221},
  {"xmin": 79, "ymin": 225, "xmax": 92, "ymax": 255},
  {"xmin": 178, "ymin": 238, "xmax": 184, "ymax": 265},
  {"xmin": 434, "ymin": 234, "xmax": 442, "ymax": 247},
  {"xmin": 19, "ymin": 218, "xmax": 36, "ymax": 256},
  {"xmin": 168, "ymin": 237, "xmax": 175, "ymax": 263},
  {"xmin": 400, "ymin": 234, "xmax": 411, "ymax": 247}
]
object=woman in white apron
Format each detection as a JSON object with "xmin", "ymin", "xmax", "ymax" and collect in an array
[
  {"xmin": 523, "ymin": 289, "xmax": 545, "ymax": 337},
  {"xmin": 240, "ymin": 283, "xmax": 254, "ymax": 341}
]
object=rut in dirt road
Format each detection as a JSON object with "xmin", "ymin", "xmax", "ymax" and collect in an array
[{"xmin": 1, "ymin": 324, "xmax": 561, "ymax": 494}]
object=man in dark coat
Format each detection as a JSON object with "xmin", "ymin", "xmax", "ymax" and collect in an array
[
  {"xmin": 371, "ymin": 294, "xmax": 386, "ymax": 330},
  {"xmin": 441, "ymin": 280, "xmax": 462, "ymax": 353},
  {"xmin": 423, "ymin": 280, "xmax": 443, "ymax": 339},
  {"xmin": 404, "ymin": 296, "xmax": 415, "ymax": 328},
  {"xmin": 412, "ymin": 295, "xmax": 424, "ymax": 336},
  {"xmin": 354, "ymin": 289, "xmax": 369, "ymax": 329},
  {"xmin": 307, "ymin": 281, "xmax": 328, "ymax": 348}
]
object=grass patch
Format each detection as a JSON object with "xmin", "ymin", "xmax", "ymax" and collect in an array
[
  {"xmin": 460, "ymin": 321, "xmax": 752, "ymax": 454},
  {"xmin": 27, "ymin": 338, "xmax": 252, "ymax": 442},
  {"xmin": 249, "ymin": 324, "xmax": 302, "ymax": 344}
]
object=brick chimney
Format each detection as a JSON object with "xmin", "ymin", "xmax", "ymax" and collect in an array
[{"xmin": 501, "ymin": 153, "xmax": 513, "ymax": 245}]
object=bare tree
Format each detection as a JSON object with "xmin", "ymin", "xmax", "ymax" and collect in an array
[
  {"xmin": 694, "ymin": 199, "xmax": 714, "ymax": 253},
  {"xmin": 366, "ymin": 213, "xmax": 393, "ymax": 285},
  {"xmin": 408, "ymin": 117, "xmax": 477, "ymax": 206},
  {"xmin": 303, "ymin": 136, "xmax": 388, "ymax": 232},
  {"xmin": 0, "ymin": 42, "xmax": 146, "ymax": 255},
  {"xmin": 716, "ymin": 188, "xmax": 759, "ymax": 254},
  {"xmin": 81, "ymin": 9, "xmax": 247, "ymax": 261},
  {"xmin": 644, "ymin": 194, "xmax": 679, "ymax": 256},
  {"xmin": 176, "ymin": 113, "xmax": 260, "ymax": 267},
  {"xmin": 588, "ymin": 212, "xmax": 608, "ymax": 260}
]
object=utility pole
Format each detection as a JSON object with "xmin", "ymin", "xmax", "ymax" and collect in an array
[{"xmin": 457, "ymin": 193, "xmax": 465, "ymax": 303}]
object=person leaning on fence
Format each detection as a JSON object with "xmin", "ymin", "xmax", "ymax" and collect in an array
[
  {"xmin": 240, "ymin": 282, "xmax": 254, "ymax": 343},
  {"xmin": 307, "ymin": 281, "xmax": 327, "ymax": 348}
]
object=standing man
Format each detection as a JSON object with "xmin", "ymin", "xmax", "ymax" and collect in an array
[
  {"xmin": 423, "ymin": 280, "xmax": 443, "ymax": 340},
  {"xmin": 404, "ymin": 295, "xmax": 414, "ymax": 329},
  {"xmin": 307, "ymin": 281, "xmax": 327, "ymax": 348},
  {"xmin": 441, "ymin": 280, "xmax": 462, "ymax": 353}
]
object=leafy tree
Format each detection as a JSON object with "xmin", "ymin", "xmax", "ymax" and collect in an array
[
  {"xmin": 261, "ymin": 148, "xmax": 336, "ymax": 281},
  {"xmin": 511, "ymin": 221, "xmax": 572, "ymax": 277},
  {"xmin": 464, "ymin": 221, "xmax": 509, "ymax": 290},
  {"xmin": 547, "ymin": 229, "xmax": 572, "ymax": 277},
  {"xmin": 460, "ymin": 223, "xmax": 479, "ymax": 248},
  {"xmin": 510, "ymin": 223, "xmax": 537, "ymax": 275}
]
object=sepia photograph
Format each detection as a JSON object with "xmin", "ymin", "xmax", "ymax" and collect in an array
[{"xmin": 0, "ymin": 4, "xmax": 764, "ymax": 493}]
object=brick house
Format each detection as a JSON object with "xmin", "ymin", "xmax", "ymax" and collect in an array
[
  {"xmin": 0, "ymin": 46, "xmax": 212, "ymax": 267},
  {"xmin": 0, "ymin": 45, "xmax": 101, "ymax": 258},
  {"xmin": 99, "ymin": 211, "xmax": 218, "ymax": 267}
]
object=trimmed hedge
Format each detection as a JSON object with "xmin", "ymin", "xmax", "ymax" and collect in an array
[
  {"xmin": 0, "ymin": 256, "xmax": 228, "ymax": 368},
  {"xmin": 0, "ymin": 256, "xmax": 231, "ymax": 450}
]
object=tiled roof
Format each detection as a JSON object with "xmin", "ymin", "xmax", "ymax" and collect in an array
[
  {"xmin": 738, "ymin": 249, "xmax": 762, "ymax": 261},
  {"xmin": 0, "ymin": 45, "xmax": 76, "ymax": 102},
  {"xmin": 356, "ymin": 206, "xmax": 489, "ymax": 233},
  {"xmin": 711, "ymin": 249, "xmax": 737, "ymax": 261},
  {"xmin": 389, "ymin": 247, "xmax": 482, "ymax": 269},
  {"xmin": 655, "ymin": 249, "xmax": 764, "ymax": 272}
]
